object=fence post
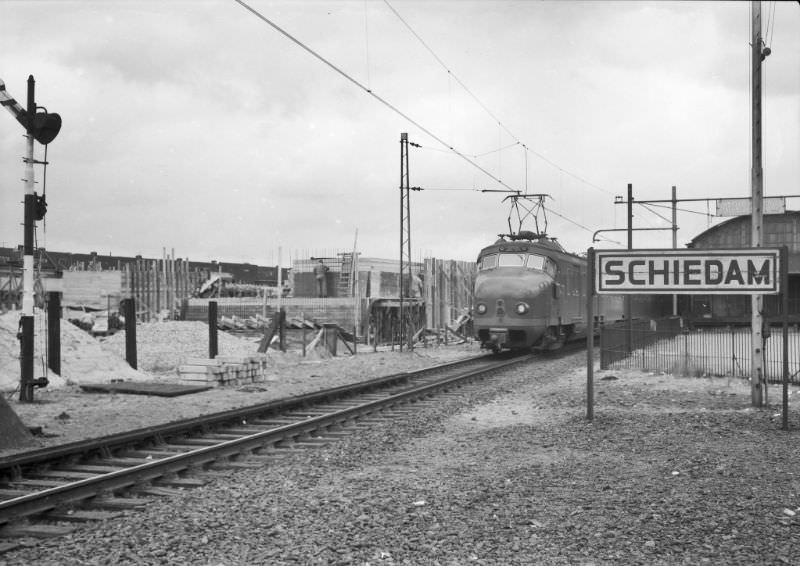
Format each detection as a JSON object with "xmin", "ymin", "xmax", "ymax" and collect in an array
[
  {"xmin": 781, "ymin": 245, "xmax": 789, "ymax": 431},
  {"xmin": 123, "ymin": 297, "xmax": 137, "ymax": 370},
  {"xmin": 683, "ymin": 331, "xmax": 689, "ymax": 375},
  {"xmin": 599, "ymin": 321, "xmax": 605, "ymax": 370},
  {"xmin": 47, "ymin": 291, "xmax": 61, "ymax": 375},
  {"xmin": 278, "ymin": 307, "xmax": 286, "ymax": 352},
  {"xmin": 209, "ymin": 300, "xmax": 218, "ymax": 359}
]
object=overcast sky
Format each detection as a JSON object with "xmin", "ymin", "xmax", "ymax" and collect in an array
[{"xmin": 1, "ymin": 1, "xmax": 798, "ymax": 266}]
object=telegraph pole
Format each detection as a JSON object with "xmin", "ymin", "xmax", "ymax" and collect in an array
[{"xmin": 750, "ymin": 1, "xmax": 768, "ymax": 406}]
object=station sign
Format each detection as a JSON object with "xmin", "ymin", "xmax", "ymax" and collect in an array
[{"xmin": 595, "ymin": 248, "xmax": 781, "ymax": 295}]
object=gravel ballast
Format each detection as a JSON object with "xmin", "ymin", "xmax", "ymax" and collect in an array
[{"xmin": 3, "ymin": 351, "xmax": 799, "ymax": 565}]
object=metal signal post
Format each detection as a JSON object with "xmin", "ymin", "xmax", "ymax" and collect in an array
[
  {"xmin": 0, "ymin": 75, "xmax": 61, "ymax": 401},
  {"xmin": 20, "ymin": 78, "xmax": 37, "ymax": 402}
]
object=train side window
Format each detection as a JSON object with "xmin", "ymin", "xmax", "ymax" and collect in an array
[
  {"xmin": 498, "ymin": 253, "xmax": 525, "ymax": 267},
  {"xmin": 543, "ymin": 258, "xmax": 557, "ymax": 278},
  {"xmin": 479, "ymin": 254, "xmax": 498, "ymax": 270}
]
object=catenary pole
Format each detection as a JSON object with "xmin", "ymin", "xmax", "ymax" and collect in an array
[{"xmin": 399, "ymin": 133, "xmax": 411, "ymax": 351}]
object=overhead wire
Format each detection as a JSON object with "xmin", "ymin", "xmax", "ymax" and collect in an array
[
  {"xmin": 381, "ymin": 0, "xmax": 515, "ymax": 141},
  {"xmin": 473, "ymin": 141, "xmax": 521, "ymax": 159},
  {"xmin": 233, "ymin": 0, "xmax": 518, "ymax": 194},
  {"xmin": 638, "ymin": 203, "xmax": 672, "ymax": 225},
  {"xmin": 765, "ymin": 1, "xmax": 777, "ymax": 47},
  {"xmin": 383, "ymin": 0, "xmax": 615, "ymax": 197},
  {"xmin": 546, "ymin": 207, "xmax": 599, "ymax": 237},
  {"xmin": 645, "ymin": 201, "xmax": 714, "ymax": 218},
  {"xmin": 363, "ymin": 0, "xmax": 372, "ymax": 90},
  {"xmin": 234, "ymin": 0, "xmax": 608, "ymax": 239}
]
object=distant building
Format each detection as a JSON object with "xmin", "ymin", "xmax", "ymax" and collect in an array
[{"xmin": 683, "ymin": 211, "xmax": 800, "ymax": 324}]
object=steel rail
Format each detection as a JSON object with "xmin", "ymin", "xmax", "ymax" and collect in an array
[
  {"xmin": 0, "ymin": 354, "xmax": 496, "ymax": 473},
  {"xmin": 0, "ymin": 353, "xmax": 531, "ymax": 525}
]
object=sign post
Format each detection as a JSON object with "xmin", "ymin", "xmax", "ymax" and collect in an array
[
  {"xmin": 586, "ymin": 248, "xmax": 595, "ymax": 421},
  {"xmin": 588, "ymin": 247, "xmax": 787, "ymax": 425}
]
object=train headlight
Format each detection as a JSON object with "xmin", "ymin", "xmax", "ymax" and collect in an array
[
  {"xmin": 476, "ymin": 303, "xmax": 487, "ymax": 315},
  {"xmin": 515, "ymin": 302, "xmax": 530, "ymax": 315}
]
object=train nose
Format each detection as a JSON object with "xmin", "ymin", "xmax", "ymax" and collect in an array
[{"xmin": 474, "ymin": 271, "xmax": 553, "ymax": 318}]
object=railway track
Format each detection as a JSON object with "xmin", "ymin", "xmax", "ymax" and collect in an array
[{"xmin": 0, "ymin": 352, "xmax": 532, "ymax": 546}]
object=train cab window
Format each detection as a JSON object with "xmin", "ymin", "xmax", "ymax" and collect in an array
[
  {"xmin": 497, "ymin": 253, "xmax": 526, "ymax": 267},
  {"xmin": 525, "ymin": 254, "xmax": 557, "ymax": 277},
  {"xmin": 478, "ymin": 254, "xmax": 498, "ymax": 270},
  {"xmin": 526, "ymin": 255, "xmax": 545, "ymax": 271}
]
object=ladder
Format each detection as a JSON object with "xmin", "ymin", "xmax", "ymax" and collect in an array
[{"xmin": 337, "ymin": 253, "xmax": 353, "ymax": 297}]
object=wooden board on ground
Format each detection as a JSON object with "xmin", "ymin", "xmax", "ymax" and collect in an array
[{"xmin": 79, "ymin": 382, "xmax": 213, "ymax": 397}]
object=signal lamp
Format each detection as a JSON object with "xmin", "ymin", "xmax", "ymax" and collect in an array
[
  {"xmin": 31, "ymin": 111, "xmax": 61, "ymax": 145},
  {"xmin": 515, "ymin": 303, "xmax": 530, "ymax": 315},
  {"xmin": 476, "ymin": 303, "xmax": 487, "ymax": 315}
]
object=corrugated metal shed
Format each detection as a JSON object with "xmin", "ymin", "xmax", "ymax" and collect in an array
[{"xmin": 689, "ymin": 211, "xmax": 800, "ymax": 273}]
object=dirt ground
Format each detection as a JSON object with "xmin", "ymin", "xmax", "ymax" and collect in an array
[{"xmin": 0, "ymin": 315, "xmax": 482, "ymax": 457}]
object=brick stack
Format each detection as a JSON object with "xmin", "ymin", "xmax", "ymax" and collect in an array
[{"xmin": 176, "ymin": 354, "xmax": 268, "ymax": 387}]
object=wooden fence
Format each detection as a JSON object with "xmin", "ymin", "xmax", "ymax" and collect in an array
[
  {"xmin": 423, "ymin": 258, "xmax": 475, "ymax": 330},
  {"xmin": 124, "ymin": 258, "xmax": 206, "ymax": 321}
]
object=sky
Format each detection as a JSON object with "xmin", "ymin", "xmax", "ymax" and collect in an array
[{"xmin": 0, "ymin": 0, "xmax": 798, "ymax": 266}]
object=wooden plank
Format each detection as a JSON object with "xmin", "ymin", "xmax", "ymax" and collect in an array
[
  {"xmin": 79, "ymin": 382, "xmax": 213, "ymax": 397},
  {"xmin": 0, "ymin": 524, "xmax": 74, "ymax": 538},
  {"xmin": 88, "ymin": 496, "xmax": 151, "ymax": 510},
  {"xmin": 154, "ymin": 477, "xmax": 206, "ymax": 489},
  {"xmin": 46, "ymin": 509, "xmax": 121, "ymax": 523}
]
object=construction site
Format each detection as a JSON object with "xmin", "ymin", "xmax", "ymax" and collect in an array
[{"xmin": 0, "ymin": 244, "xmax": 475, "ymax": 354}]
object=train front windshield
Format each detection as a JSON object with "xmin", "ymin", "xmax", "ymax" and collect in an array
[{"xmin": 479, "ymin": 253, "xmax": 557, "ymax": 277}]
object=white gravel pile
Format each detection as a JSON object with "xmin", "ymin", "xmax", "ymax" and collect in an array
[
  {"xmin": 99, "ymin": 321, "xmax": 263, "ymax": 374},
  {"xmin": 4, "ymin": 352, "xmax": 800, "ymax": 565},
  {"xmin": 0, "ymin": 310, "xmax": 153, "ymax": 391}
]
